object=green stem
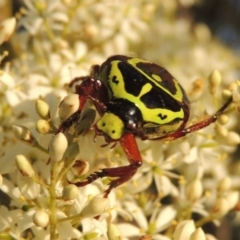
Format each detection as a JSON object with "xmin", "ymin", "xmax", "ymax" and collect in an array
[
  {"xmin": 34, "ymin": 141, "xmax": 49, "ymax": 154},
  {"xmin": 49, "ymin": 161, "xmax": 59, "ymax": 239},
  {"xmin": 58, "ymin": 212, "xmax": 82, "ymax": 224},
  {"xmin": 195, "ymin": 214, "xmax": 214, "ymax": 228},
  {"xmin": 55, "ymin": 160, "xmax": 75, "ymax": 183}
]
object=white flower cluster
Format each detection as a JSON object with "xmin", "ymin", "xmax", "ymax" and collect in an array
[{"xmin": 0, "ymin": 0, "xmax": 240, "ymax": 240}]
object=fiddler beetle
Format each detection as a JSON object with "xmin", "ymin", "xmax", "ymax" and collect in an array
[{"xmin": 59, "ymin": 55, "xmax": 232, "ymax": 197}]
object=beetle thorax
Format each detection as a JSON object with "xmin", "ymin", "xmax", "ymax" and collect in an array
[{"xmin": 96, "ymin": 99, "xmax": 144, "ymax": 141}]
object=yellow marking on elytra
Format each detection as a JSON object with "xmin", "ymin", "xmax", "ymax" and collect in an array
[
  {"xmin": 140, "ymin": 82, "xmax": 152, "ymax": 95},
  {"xmin": 172, "ymin": 78, "xmax": 184, "ymax": 101},
  {"xmin": 128, "ymin": 58, "xmax": 184, "ymax": 102},
  {"xmin": 152, "ymin": 74, "xmax": 162, "ymax": 82},
  {"xmin": 109, "ymin": 61, "xmax": 184, "ymax": 125}
]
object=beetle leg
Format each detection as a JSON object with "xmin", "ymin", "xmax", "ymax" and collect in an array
[
  {"xmin": 72, "ymin": 133, "xmax": 142, "ymax": 197},
  {"xmin": 158, "ymin": 97, "xmax": 233, "ymax": 141},
  {"xmin": 56, "ymin": 110, "xmax": 82, "ymax": 133},
  {"xmin": 57, "ymin": 77, "xmax": 108, "ymax": 133}
]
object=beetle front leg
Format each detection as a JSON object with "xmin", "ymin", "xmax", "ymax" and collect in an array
[
  {"xmin": 73, "ymin": 133, "xmax": 142, "ymax": 197},
  {"xmin": 57, "ymin": 77, "xmax": 108, "ymax": 133}
]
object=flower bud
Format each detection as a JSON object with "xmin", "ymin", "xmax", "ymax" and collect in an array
[
  {"xmin": 186, "ymin": 179, "xmax": 203, "ymax": 202},
  {"xmin": 62, "ymin": 184, "xmax": 79, "ymax": 200},
  {"xmin": 12, "ymin": 125, "xmax": 37, "ymax": 146},
  {"xmin": 232, "ymin": 82, "xmax": 240, "ymax": 103},
  {"xmin": 107, "ymin": 223, "xmax": 122, "ymax": 240},
  {"xmin": 211, "ymin": 198, "xmax": 229, "ymax": 218},
  {"xmin": 215, "ymin": 124, "xmax": 228, "ymax": 137},
  {"xmin": 84, "ymin": 232, "xmax": 98, "ymax": 239},
  {"xmin": 228, "ymin": 81, "xmax": 238, "ymax": 91},
  {"xmin": 81, "ymin": 197, "xmax": 109, "ymax": 218},
  {"xmin": 225, "ymin": 191, "xmax": 239, "ymax": 210},
  {"xmin": 0, "ymin": 17, "xmax": 16, "ymax": 44},
  {"xmin": 190, "ymin": 227, "xmax": 206, "ymax": 240},
  {"xmin": 49, "ymin": 133, "xmax": 68, "ymax": 162},
  {"xmin": 35, "ymin": 99, "xmax": 50, "ymax": 120},
  {"xmin": 194, "ymin": 24, "xmax": 211, "ymax": 42},
  {"xmin": 217, "ymin": 177, "xmax": 231, "ymax": 192},
  {"xmin": 15, "ymin": 155, "xmax": 35, "ymax": 177},
  {"xmin": 206, "ymin": 234, "xmax": 218, "ymax": 240},
  {"xmin": 225, "ymin": 131, "xmax": 240, "ymax": 146},
  {"xmin": 208, "ymin": 70, "xmax": 221, "ymax": 95},
  {"xmin": 173, "ymin": 220, "xmax": 196, "ymax": 240},
  {"xmin": 33, "ymin": 209, "xmax": 49, "ymax": 228},
  {"xmin": 217, "ymin": 114, "xmax": 229, "ymax": 125},
  {"xmin": 222, "ymin": 89, "xmax": 232, "ymax": 100},
  {"xmin": 58, "ymin": 94, "xmax": 79, "ymax": 122},
  {"xmin": 36, "ymin": 119, "xmax": 50, "ymax": 134},
  {"xmin": 0, "ymin": 69, "xmax": 14, "ymax": 88}
]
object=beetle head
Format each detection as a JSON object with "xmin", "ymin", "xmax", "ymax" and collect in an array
[{"xmin": 95, "ymin": 112, "xmax": 125, "ymax": 141}]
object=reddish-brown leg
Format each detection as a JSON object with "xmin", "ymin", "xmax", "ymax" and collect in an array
[
  {"xmin": 57, "ymin": 77, "xmax": 108, "ymax": 133},
  {"xmin": 158, "ymin": 97, "xmax": 233, "ymax": 141},
  {"xmin": 73, "ymin": 133, "xmax": 142, "ymax": 197}
]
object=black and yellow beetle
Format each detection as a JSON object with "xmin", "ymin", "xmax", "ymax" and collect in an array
[{"xmin": 60, "ymin": 55, "xmax": 232, "ymax": 197}]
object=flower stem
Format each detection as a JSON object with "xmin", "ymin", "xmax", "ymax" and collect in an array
[
  {"xmin": 195, "ymin": 215, "xmax": 214, "ymax": 228},
  {"xmin": 49, "ymin": 161, "xmax": 59, "ymax": 239}
]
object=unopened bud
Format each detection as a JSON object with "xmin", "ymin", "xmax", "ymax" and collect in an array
[
  {"xmin": 225, "ymin": 191, "xmax": 239, "ymax": 210},
  {"xmin": 206, "ymin": 234, "xmax": 218, "ymax": 240},
  {"xmin": 225, "ymin": 131, "xmax": 240, "ymax": 146},
  {"xmin": 81, "ymin": 197, "xmax": 109, "ymax": 218},
  {"xmin": 35, "ymin": 99, "xmax": 50, "ymax": 120},
  {"xmin": 12, "ymin": 125, "xmax": 37, "ymax": 146},
  {"xmin": 190, "ymin": 227, "xmax": 206, "ymax": 240},
  {"xmin": 217, "ymin": 177, "xmax": 231, "ymax": 192},
  {"xmin": 36, "ymin": 119, "xmax": 50, "ymax": 134},
  {"xmin": 186, "ymin": 179, "xmax": 203, "ymax": 202},
  {"xmin": 58, "ymin": 94, "xmax": 79, "ymax": 122},
  {"xmin": 84, "ymin": 232, "xmax": 98, "ymax": 239},
  {"xmin": 33, "ymin": 209, "xmax": 49, "ymax": 228},
  {"xmin": 228, "ymin": 81, "xmax": 238, "ymax": 91},
  {"xmin": 211, "ymin": 198, "xmax": 229, "ymax": 218},
  {"xmin": 107, "ymin": 223, "xmax": 122, "ymax": 240},
  {"xmin": 217, "ymin": 114, "xmax": 229, "ymax": 125},
  {"xmin": 209, "ymin": 70, "xmax": 221, "ymax": 95},
  {"xmin": 0, "ymin": 17, "xmax": 16, "ymax": 44},
  {"xmin": 222, "ymin": 89, "xmax": 232, "ymax": 100},
  {"xmin": 49, "ymin": 133, "xmax": 68, "ymax": 162},
  {"xmin": 194, "ymin": 24, "xmax": 211, "ymax": 42},
  {"xmin": 0, "ymin": 70, "xmax": 14, "ymax": 88},
  {"xmin": 62, "ymin": 184, "xmax": 79, "ymax": 200},
  {"xmin": 232, "ymin": 82, "xmax": 240, "ymax": 103},
  {"xmin": 215, "ymin": 124, "xmax": 228, "ymax": 137},
  {"xmin": 173, "ymin": 220, "xmax": 196, "ymax": 240},
  {"xmin": 15, "ymin": 155, "xmax": 35, "ymax": 177}
]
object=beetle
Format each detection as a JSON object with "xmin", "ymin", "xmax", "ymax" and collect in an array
[{"xmin": 59, "ymin": 55, "xmax": 233, "ymax": 197}]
